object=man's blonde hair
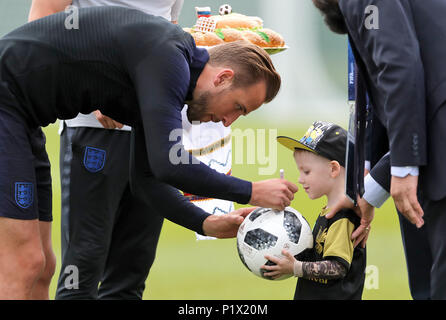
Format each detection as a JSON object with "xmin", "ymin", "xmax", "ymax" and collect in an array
[{"xmin": 208, "ymin": 41, "xmax": 281, "ymax": 103}]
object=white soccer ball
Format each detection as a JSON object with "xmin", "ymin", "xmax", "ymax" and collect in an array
[
  {"xmin": 237, "ymin": 206, "xmax": 313, "ymax": 280},
  {"xmin": 219, "ymin": 4, "xmax": 232, "ymax": 15}
]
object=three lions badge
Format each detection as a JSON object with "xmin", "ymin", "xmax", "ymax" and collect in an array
[
  {"xmin": 83, "ymin": 146, "xmax": 106, "ymax": 173},
  {"xmin": 15, "ymin": 182, "xmax": 34, "ymax": 209}
]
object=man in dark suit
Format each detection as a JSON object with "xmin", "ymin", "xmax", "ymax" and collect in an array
[{"xmin": 313, "ymin": 0, "xmax": 446, "ymax": 299}]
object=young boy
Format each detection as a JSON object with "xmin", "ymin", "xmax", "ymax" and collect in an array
[{"xmin": 262, "ymin": 121, "xmax": 366, "ymax": 300}]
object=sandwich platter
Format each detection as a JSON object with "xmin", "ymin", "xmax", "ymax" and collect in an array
[{"xmin": 186, "ymin": 5, "xmax": 288, "ymax": 56}]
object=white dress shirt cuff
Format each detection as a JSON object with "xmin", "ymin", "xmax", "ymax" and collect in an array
[
  {"xmin": 391, "ymin": 166, "xmax": 419, "ymax": 178},
  {"xmin": 363, "ymin": 174, "xmax": 390, "ymax": 208},
  {"xmin": 365, "ymin": 160, "xmax": 371, "ymax": 172}
]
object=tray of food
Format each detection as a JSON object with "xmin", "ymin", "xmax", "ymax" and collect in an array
[{"xmin": 184, "ymin": 5, "xmax": 288, "ymax": 55}]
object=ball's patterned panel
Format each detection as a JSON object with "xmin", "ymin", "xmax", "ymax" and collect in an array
[
  {"xmin": 283, "ymin": 210, "xmax": 302, "ymax": 244},
  {"xmin": 237, "ymin": 241, "xmax": 251, "ymax": 271},
  {"xmin": 248, "ymin": 207, "xmax": 269, "ymax": 222},
  {"xmin": 244, "ymin": 228, "xmax": 278, "ymax": 251}
]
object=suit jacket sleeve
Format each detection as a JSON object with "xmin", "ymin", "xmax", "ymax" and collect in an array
[
  {"xmin": 370, "ymin": 152, "xmax": 391, "ymax": 193},
  {"xmin": 340, "ymin": 0, "xmax": 427, "ymax": 167}
]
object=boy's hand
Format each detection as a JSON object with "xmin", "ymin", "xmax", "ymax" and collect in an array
[{"xmin": 261, "ymin": 250, "xmax": 297, "ymax": 279}]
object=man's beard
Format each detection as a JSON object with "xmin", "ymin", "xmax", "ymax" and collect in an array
[{"xmin": 186, "ymin": 90, "xmax": 211, "ymax": 123}]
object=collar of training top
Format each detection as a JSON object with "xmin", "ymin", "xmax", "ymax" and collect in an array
[{"xmin": 186, "ymin": 46, "xmax": 209, "ymax": 101}]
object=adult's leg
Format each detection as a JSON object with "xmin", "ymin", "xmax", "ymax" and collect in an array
[
  {"xmin": 0, "ymin": 218, "xmax": 45, "ymax": 299},
  {"xmin": 30, "ymin": 127, "xmax": 56, "ymax": 300},
  {"xmin": 98, "ymin": 186, "xmax": 164, "ymax": 299},
  {"xmin": 423, "ymin": 197, "xmax": 446, "ymax": 299},
  {"xmin": 31, "ymin": 221, "xmax": 56, "ymax": 300},
  {"xmin": 397, "ymin": 209, "xmax": 432, "ymax": 300},
  {"xmin": 0, "ymin": 109, "xmax": 47, "ymax": 299},
  {"xmin": 56, "ymin": 127, "xmax": 128, "ymax": 299}
]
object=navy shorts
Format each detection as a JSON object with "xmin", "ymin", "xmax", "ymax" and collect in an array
[{"xmin": 0, "ymin": 107, "xmax": 52, "ymax": 221}]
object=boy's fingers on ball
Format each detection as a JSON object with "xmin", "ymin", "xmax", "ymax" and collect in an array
[
  {"xmin": 265, "ymin": 255, "xmax": 277, "ymax": 262},
  {"xmin": 262, "ymin": 265, "xmax": 276, "ymax": 271},
  {"xmin": 265, "ymin": 271, "xmax": 278, "ymax": 277}
]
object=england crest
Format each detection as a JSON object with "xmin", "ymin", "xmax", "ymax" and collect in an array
[
  {"xmin": 83, "ymin": 146, "xmax": 106, "ymax": 173},
  {"xmin": 15, "ymin": 182, "xmax": 34, "ymax": 209}
]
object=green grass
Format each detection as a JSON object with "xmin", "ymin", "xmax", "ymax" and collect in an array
[{"xmin": 42, "ymin": 118, "xmax": 412, "ymax": 300}]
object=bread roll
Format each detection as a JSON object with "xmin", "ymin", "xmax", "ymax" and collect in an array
[
  {"xmin": 191, "ymin": 32, "xmax": 206, "ymax": 46},
  {"xmin": 202, "ymin": 32, "xmax": 224, "ymax": 46},
  {"xmin": 212, "ymin": 13, "xmax": 263, "ymax": 29},
  {"xmin": 218, "ymin": 28, "xmax": 245, "ymax": 42},
  {"xmin": 241, "ymin": 30, "xmax": 269, "ymax": 47},
  {"xmin": 191, "ymin": 31, "xmax": 224, "ymax": 46},
  {"xmin": 260, "ymin": 28, "xmax": 285, "ymax": 47}
]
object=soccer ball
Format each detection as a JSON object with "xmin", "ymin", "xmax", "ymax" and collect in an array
[
  {"xmin": 237, "ymin": 206, "xmax": 313, "ymax": 280},
  {"xmin": 219, "ymin": 4, "xmax": 232, "ymax": 15}
]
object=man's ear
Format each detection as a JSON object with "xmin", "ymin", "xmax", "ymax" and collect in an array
[{"xmin": 213, "ymin": 68, "xmax": 235, "ymax": 87}]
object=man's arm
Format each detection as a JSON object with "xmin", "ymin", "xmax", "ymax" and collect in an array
[
  {"xmin": 129, "ymin": 125, "xmax": 254, "ymax": 237},
  {"xmin": 28, "ymin": 0, "xmax": 72, "ymax": 22},
  {"xmin": 365, "ymin": 152, "xmax": 424, "ymax": 227},
  {"xmin": 129, "ymin": 166, "xmax": 253, "ymax": 237},
  {"xmin": 334, "ymin": 0, "xmax": 426, "ymax": 229},
  {"xmin": 126, "ymin": 43, "xmax": 296, "ymax": 210},
  {"xmin": 340, "ymin": 0, "xmax": 427, "ymax": 168}
]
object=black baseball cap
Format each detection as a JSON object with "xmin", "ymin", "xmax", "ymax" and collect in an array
[{"xmin": 277, "ymin": 121, "xmax": 347, "ymax": 167}]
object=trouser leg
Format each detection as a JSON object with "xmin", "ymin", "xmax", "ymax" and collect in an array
[
  {"xmin": 423, "ymin": 197, "xmax": 446, "ymax": 299},
  {"xmin": 56, "ymin": 127, "xmax": 127, "ymax": 299},
  {"xmin": 98, "ymin": 186, "xmax": 163, "ymax": 300},
  {"xmin": 397, "ymin": 209, "xmax": 432, "ymax": 300}
]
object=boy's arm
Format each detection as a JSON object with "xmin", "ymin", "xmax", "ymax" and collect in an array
[
  {"xmin": 263, "ymin": 214, "xmax": 356, "ymax": 280},
  {"xmin": 262, "ymin": 250, "xmax": 347, "ymax": 280},
  {"xmin": 298, "ymin": 260, "xmax": 347, "ymax": 279}
]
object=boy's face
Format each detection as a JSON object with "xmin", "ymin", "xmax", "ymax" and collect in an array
[{"xmin": 294, "ymin": 150, "xmax": 333, "ymax": 200}]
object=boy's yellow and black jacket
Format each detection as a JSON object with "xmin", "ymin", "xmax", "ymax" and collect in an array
[{"xmin": 294, "ymin": 207, "xmax": 366, "ymax": 300}]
